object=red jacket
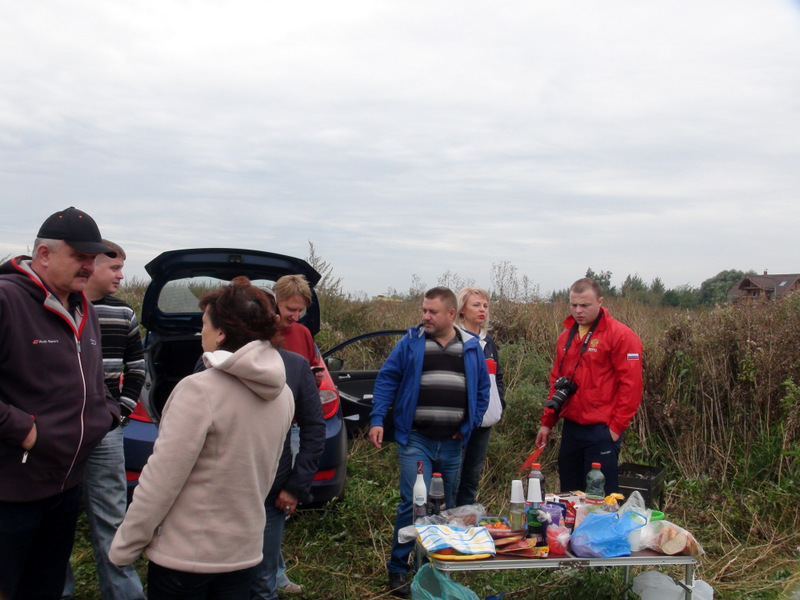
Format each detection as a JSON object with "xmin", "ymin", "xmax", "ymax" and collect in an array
[{"xmin": 541, "ymin": 307, "xmax": 643, "ymax": 435}]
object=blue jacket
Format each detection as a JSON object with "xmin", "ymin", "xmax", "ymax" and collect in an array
[{"xmin": 370, "ymin": 325, "xmax": 491, "ymax": 446}]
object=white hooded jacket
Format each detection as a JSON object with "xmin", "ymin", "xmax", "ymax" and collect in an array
[{"xmin": 110, "ymin": 340, "xmax": 294, "ymax": 572}]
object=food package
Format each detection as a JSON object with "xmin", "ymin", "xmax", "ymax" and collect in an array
[
  {"xmin": 639, "ymin": 520, "xmax": 705, "ymax": 557},
  {"xmin": 494, "ymin": 538, "xmax": 549, "ymax": 558}
]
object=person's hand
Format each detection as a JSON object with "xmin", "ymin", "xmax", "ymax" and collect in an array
[
  {"xmin": 22, "ymin": 423, "xmax": 37, "ymax": 450},
  {"xmin": 369, "ymin": 426, "xmax": 384, "ymax": 450},
  {"xmin": 609, "ymin": 428, "xmax": 620, "ymax": 442},
  {"xmin": 275, "ymin": 490, "xmax": 299, "ymax": 516},
  {"xmin": 535, "ymin": 426, "xmax": 550, "ymax": 448},
  {"xmin": 312, "ymin": 369, "xmax": 324, "ymax": 387}
]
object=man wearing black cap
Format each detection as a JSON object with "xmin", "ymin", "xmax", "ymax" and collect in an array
[{"xmin": 0, "ymin": 207, "xmax": 121, "ymax": 600}]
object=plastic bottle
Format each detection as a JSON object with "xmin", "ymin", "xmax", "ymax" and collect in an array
[
  {"xmin": 509, "ymin": 479, "xmax": 526, "ymax": 531},
  {"xmin": 585, "ymin": 462, "xmax": 606, "ymax": 505},
  {"xmin": 527, "ymin": 506, "xmax": 544, "ymax": 545},
  {"xmin": 427, "ymin": 472, "xmax": 445, "ymax": 516},
  {"xmin": 413, "ymin": 461, "xmax": 427, "ymax": 523},
  {"xmin": 528, "ymin": 463, "xmax": 546, "ymax": 500}
]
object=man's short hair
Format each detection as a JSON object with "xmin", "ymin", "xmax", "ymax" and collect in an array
[
  {"xmin": 32, "ymin": 238, "xmax": 64, "ymax": 256},
  {"xmin": 274, "ymin": 274, "xmax": 312, "ymax": 306},
  {"xmin": 101, "ymin": 239, "xmax": 126, "ymax": 261},
  {"xmin": 570, "ymin": 278, "xmax": 602, "ymax": 298},
  {"xmin": 424, "ymin": 286, "xmax": 457, "ymax": 311}
]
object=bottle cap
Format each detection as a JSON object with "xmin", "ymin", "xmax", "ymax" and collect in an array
[
  {"xmin": 527, "ymin": 477, "xmax": 542, "ymax": 504},
  {"xmin": 531, "ymin": 463, "xmax": 541, "ymax": 469},
  {"xmin": 591, "ymin": 462, "xmax": 601, "ymax": 469},
  {"xmin": 510, "ymin": 479, "xmax": 525, "ymax": 503}
]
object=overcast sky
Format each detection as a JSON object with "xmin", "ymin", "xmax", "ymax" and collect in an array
[{"xmin": 2, "ymin": 1, "xmax": 799, "ymax": 298}]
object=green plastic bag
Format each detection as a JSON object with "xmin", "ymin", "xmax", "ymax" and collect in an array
[{"xmin": 411, "ymin": 564, "xmax": 480, "ymax": 600}]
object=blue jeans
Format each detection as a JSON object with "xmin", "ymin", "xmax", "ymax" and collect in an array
[
  {"xmin": 63, "ymin": 427, "xmax": 144, "ymax": 600},
  {"xmin": 388, "ymin": 432, "xmax": 463, "ymax": 574},
  {"xmin": 148, "ymin": 562, "xmax": 254, "ymax": 600},
  {"xmin": 558, "ymin": 420, "xmax": 622, "ymax": 494},
  {"xmin": 249, "ymin": 503, "xmax": 288, "ymax": 600},
  {"xmin": 0, "ymin": 485, "xmax": 81, "ymax": 600},
  {"xmin": 455, "ymin": 425, "xmax": 492, "ymax": 507}
]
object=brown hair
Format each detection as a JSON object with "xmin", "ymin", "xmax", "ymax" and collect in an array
[
  {"xmin": 570, "ymin": 278, "xmax": 602, "ymax": 298},
  {"xmin": 425, "ymin": 286, "xmax": 457, "ymax": 311},
  {"xmin": 198, "ymin": 276, "xmax": 279, "ymax": 352},
  {"xmin": 273, "ymin": 274, "xmax": 312, "ymax": 306},
  {"xmin": 101, "ymin": 239, "xmax": 126, "ymax": 261}
]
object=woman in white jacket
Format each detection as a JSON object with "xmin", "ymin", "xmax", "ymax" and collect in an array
[{"xmin": 110, "ymin": 277, "xmax": 294, "ymax": 600}]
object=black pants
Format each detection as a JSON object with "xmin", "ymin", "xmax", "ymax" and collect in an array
[
  {"xmin": 0, "ymin": 486, "xmax": 81, "ymax": 600},
  {"xmin": 147, "ymin": 562, "xmax": 255, "ymax": 600},
  {"xmin": 558, "ymin": 420, "xmax": 622, "ymax": 494}
]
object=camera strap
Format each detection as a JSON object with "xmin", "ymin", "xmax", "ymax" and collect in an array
[{"xmin": 558, "ymin": 312, "xmax": 603, "ymax": 380}]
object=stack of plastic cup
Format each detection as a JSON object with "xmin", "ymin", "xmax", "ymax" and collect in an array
[{"xmin": 510, "ymin": 480, "xmax": 526, "ymax": 530}]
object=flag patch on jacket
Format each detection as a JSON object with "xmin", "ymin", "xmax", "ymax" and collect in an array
[{"xmin": 627, "ymin": 353, "xmax": 640, "ymax": 361}]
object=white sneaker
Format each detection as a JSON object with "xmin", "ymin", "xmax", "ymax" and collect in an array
[{"xmin": 279, "ymin": 582, "xmax": 303, "ymax": 594}]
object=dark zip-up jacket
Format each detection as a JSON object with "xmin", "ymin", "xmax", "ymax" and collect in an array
[{"xmin": 0, "ymin": 256, "xmax": 119, "ymax": 501}]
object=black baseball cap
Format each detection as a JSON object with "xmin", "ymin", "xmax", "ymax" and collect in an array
[{"xmin": 37, "ymin": 207, "xmax": 111, "ymax": 255}]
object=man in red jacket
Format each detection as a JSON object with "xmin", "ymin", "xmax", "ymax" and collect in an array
[{"xmin": 535, "ymin": 278, "xmax": 643, "ymax": 494}]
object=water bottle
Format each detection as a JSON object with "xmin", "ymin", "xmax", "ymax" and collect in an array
[
  {"xmin": 509, "ymin": 479, "xmax": 526, "ymax": 531},
  {"xmin": 585, "ymin": 462, "xmax": 606, "ymax": 505},
  {"xmin": 413, "ymin": 461, "xmax": 427, "ymax": 523},
  {"xmin": 427, "ymin": 472, "xmax": 445, "ymax": 516},
  {"xmin": 528, "ymin": 463, "xmax": 546, "ymax": 500}
]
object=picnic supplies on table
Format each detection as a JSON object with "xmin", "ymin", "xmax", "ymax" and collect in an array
[
  {"xmin": 570, "ymin": 511, "xmax": 646, "ymax": 558},
  {"xmin": 414, "ymin": 524, "xmax": 496, "ymax": 556},
  {"xmin": 639, "ymin": 520, "xmax": 705, "ymax": 557}
]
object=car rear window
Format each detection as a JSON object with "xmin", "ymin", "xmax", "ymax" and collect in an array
[{"xmin": 157, "ymin": 277, "xmax": 281, "ymax": 314}]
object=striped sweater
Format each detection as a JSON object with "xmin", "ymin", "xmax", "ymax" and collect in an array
[{"xmin": 92, "ymin": 295, "xmax": 145, "ymax": 418}]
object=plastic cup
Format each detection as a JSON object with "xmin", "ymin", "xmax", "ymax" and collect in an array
[
  {"xmin": 510, "ymin": 479, "xmax": 525, "ymax": 503},
  {"xmin": 527, "ymin": 478, "xmax": 543, "ymax": 504}
]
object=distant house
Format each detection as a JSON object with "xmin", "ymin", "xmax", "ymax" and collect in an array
[{"xmin": 728, "ymin": 271, "xmax": 800, "ymax": 301}]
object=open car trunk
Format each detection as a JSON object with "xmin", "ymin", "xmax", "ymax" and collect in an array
[{"xmin": 143, "ymin": 333, "xmax": 203, "ymax": 418}]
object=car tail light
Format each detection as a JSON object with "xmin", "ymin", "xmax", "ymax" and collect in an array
[
  {"xmin": 319, "ymin": 388, "xmax": 339, "ymax": 420},
  {"xmin": 129, "ymin": 400, "xmax": 153, "ymax": 423},
  {"xmin": 312, "ymin": 468, "xmax": 337, "ymax": 482}
]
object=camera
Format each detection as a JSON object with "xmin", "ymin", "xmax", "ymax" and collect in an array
[{"xmin": 545, "ymin": 376, "xmax": 578, "ymax": 416}]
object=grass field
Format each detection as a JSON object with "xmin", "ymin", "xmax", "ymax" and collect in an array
[{"xmin": 70, "ymin": 284, "xmax": 800, "ymax": 599}]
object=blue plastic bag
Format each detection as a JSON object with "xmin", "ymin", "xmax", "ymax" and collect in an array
[
  {"xmin": 570, "ymin": 511, "xmax": 645, "ymax": 558},
  {"xmin": 411, "ymin": 563, "xmax": 480, "ymax": 600}
]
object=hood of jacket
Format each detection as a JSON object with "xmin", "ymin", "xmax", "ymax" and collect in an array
[{"xmin": 202, "ymin": 340, "xmax": 286, "ymax": 401}]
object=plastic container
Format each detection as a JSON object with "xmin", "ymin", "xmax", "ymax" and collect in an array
[
  {"xmin": 413, "ymin": 461, "xmax": 427, "ymax": 523},
  {"xmin": 585, "ymin": 462, "xmax": 606, "ymax": 502},
  {"xmin": 632, "ymin": 571, "xmax": 714, "ymax": 600},
  {"xmin": 509, "ymin": 479, "xmax": 526, "ymax": 531},
  {"xmin": 427, "ymin": 473, "xmax": 445, "ymax": 516}
]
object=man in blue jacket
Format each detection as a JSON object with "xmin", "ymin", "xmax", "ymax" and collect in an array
[{"xmin": 369, "ymin": 287, "xmax": 490, "ymax": 597}]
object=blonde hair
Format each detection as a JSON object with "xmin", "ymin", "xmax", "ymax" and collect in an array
[
  {"xmin": 273, "ymin": 274, "xmax": 312, "ymax": 306},
  {"xmin": 456, "ymin": 286, "xmax": 490, "ymax": 334}
]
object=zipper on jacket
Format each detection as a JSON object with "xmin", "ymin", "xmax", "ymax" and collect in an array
[
  {"xmin": 22, "ymin": 450, "xmax": 28, "ymax": 463},
  {"xmin": 62, "ymin": 334, "xmax": 88, "ymax": 491}
]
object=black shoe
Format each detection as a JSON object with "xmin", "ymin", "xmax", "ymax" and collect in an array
[{"xmin": 388, "ymin": 572, "xmax": 411, "ymax": 597}]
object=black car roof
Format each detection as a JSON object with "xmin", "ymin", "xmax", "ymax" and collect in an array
[{"xmin": 141, "ymin": 248, "xmax": 321, "ymax": 335}]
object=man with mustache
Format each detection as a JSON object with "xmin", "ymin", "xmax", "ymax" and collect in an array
[{"xmin": 0, "ymin": 207, "xmax": 120, "ymax": 600}]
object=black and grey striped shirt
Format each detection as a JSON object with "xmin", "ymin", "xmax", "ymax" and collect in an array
[
  {"xmin": 413, "ymin": 332, "xmax": 467, "ymax": 439},
  {"xmin": 92, "ymin": 295, "xmax": 145, "ymax": 417}
]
